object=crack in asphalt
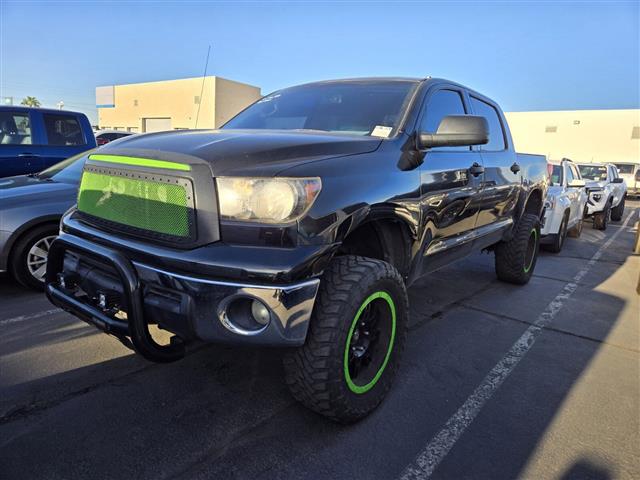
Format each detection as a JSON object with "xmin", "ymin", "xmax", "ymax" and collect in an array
[{"xmin": 458, "ymin": 303, "xmax": 640, "ymax": 355}]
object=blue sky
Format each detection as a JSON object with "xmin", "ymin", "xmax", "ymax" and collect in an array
[{"xmin": 1, "ymin": 1, "xmax": 638, "ymax": 124}]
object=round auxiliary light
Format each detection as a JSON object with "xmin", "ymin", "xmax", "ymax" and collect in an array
[{"xmin": 251, "ymin": 299, "xmax": 271, "ymax": 326}]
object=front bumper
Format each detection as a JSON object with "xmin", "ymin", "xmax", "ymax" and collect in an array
[
  {"xmin": 585, "ymin": 191, "xmax": 607, "ymax": 216},
  {"xmin": 46, "ymin": 234, "xmax": 320, "ymax": 362}
]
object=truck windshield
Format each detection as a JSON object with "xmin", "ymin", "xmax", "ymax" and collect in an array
[
  {"xmin": 578, "ymin": 165, "xmax": 607, "ymax": 181},
  {"xmin": 222, "ymin": 80, "xmax": 418, "ymax": 137}
]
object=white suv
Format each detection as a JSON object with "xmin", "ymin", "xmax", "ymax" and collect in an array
[
  {"xmin": 541, "ymin": 158, "xmax": 588, "ymax": 252},
  {"xmin": 577, "ymin": 163, "xmax": 627, "ymax": 230}
]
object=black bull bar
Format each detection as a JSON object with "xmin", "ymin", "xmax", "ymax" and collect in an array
[{"xmin": 45, "ymin": 234, "xmax": 185, "ymax": 363}]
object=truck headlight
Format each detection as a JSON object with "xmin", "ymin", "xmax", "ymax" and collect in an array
[
  {"xmin": 216, "ymin": 177, "xmax": 321, "ymax": 223},
  {"xmin": 544, "ymin": 197, "xmax": 555, "ymax": 210}
]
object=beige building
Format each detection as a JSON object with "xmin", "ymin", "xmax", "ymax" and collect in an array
[
  {"xmin": 96, "ymin": 76, "xmax": 261, "ymax": 133},
  {"xmin": 505, "ymin": 109, "xmax": 640, "ymax": 164}
]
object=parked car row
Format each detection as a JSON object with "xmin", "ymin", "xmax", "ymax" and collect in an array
[{"xmin": 539, "ymin": 157, "xmax": 628, "ymax": 254}]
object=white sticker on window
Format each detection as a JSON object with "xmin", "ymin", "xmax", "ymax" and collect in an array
[{"xmin": 370, "ymin": 125, "xmax": 393, "ymax": 138}]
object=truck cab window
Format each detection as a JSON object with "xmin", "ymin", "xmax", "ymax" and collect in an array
[
  {"xmin": 0, "ymin": 112, "xmax": 32, "ymax": 145},
  {"xmin": 420, "ymin": 89, "xmax": 468, "ymax": 151},
  {"xmin": 470, "ymin": 97, "xmax": 506, "ymax": 151},
  {"xmin": 43, "ymin": 114, "xmax": 85, "ymax": 146}
]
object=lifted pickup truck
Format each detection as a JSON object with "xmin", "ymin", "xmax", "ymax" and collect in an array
[
  {"xmin": 46, "ymin": 78, "xmax": 547, "ymax": 422},
  {"xmin": 578, "ymin": 163, "xmax": 627, "ymax": 230}
]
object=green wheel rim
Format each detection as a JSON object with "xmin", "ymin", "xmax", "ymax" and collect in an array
[
  {"xmin": 344, "ymin": 291, "xmax": 396, "ymax": 394},
  {"xmin": 524, "ymin": 228, "xmax": 538, "ymax": 273}
]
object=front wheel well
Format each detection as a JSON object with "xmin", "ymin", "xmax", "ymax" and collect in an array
[
  {"xmin": 524, "ymin": 189, "xmax": 543, "ymax": 218},
  {"xmin": 336, "ymin": 219, "xmax": 412, "ymax": 279}
]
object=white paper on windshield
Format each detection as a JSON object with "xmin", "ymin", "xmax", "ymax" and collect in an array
[{"xmin": 370, "ymin": 125, "xmax": 393, "ymax": 138}]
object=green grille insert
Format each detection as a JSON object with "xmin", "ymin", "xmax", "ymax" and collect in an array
[
  {"xmin": 88, "ymin": 154, "xmax": 192, "ymax": 171},
  {"xmin": 77, "ymin": 170, "xmax": 192, "ymax": 238}
]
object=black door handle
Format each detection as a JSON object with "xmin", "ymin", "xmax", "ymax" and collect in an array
[
  {"xmin": 469, "ymin": 162, "xmax": 485, "ymax": 176},
  {"xmin": 510, "ymin": 162, "xmax": 520, "ymax": 174}
]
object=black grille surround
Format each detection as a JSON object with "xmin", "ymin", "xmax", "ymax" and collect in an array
[{"xmin": 72, "ymin": 148, "xmax": 221, "ymax": 250}]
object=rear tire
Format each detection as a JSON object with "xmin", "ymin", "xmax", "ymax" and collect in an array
[
  {"xmin": 611, "ymin": 195, "xmax": 625, "ymax": 222},
  {"xmin": 283, "ymin": 255, "xmax": 408, "ymax": 423},
  {"xmin": 593, "ymin": 202, "xmax": 611, "ymax": 230},
  {"xmin": 10, "ymin": 224, "xmax": 59, "ymax": 291},
  {"xmin": 495, "ymin": 214, "xmax": 540, "ymax": 284},
  {"xmin": 543, "ymin": 211, "xmax": 568, "ymax": 253}
]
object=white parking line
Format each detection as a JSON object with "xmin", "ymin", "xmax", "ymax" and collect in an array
[
  {"xmin": 0, "ymin": 308, "xmax": 62, "ymax": 327},
  {"xmin": 400, "ymin": 209, "xmax": 637, "ymax": 480}
]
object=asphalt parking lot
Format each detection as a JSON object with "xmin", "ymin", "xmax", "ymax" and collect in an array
[{"xmin": 1, "ymin": 202, "xmax": 638, "ymax": 480}]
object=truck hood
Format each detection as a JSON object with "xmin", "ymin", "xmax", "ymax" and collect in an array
[
  {"xmin": 0, "ymin": 175, "xmax": 78, "ymax": 208},
  {"xmin": 99, "ymin": 129, "xmax": 383, "ymax": 176},
  {"xmin": 584, "ymin": 180, "xmax": 606, "ymax": 190}
]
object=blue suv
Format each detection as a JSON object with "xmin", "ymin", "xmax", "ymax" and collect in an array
[{"xmin": 0, "ymin": 106, "xmax": 96, "ymax": 178}]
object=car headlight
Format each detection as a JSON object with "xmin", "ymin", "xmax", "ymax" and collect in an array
[{"xmin": 216, "ymin": 177, "xmax": 321, "ymax": 223}]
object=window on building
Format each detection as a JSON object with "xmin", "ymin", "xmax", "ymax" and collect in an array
[
  {"xmin": 545, "ymin": 126, "xmax": 557, "ymax": 133},
  {"xmin": 127, "ymin": 127, "xmax": 139, "ymax": 133},
  {"xmin": 0, "ymin": 111, "xmax": 32, "ymax": 145},
  {"xmin": 470, "ymin": 96, "xmax": 506, "ymax": 151},
  {"xmin": 43, "ymin": 113, "xmax": 85, "ymax": 146},
  {"xmin": 194, "ymin": 96, "xmax": 201, "ymax": 104}
]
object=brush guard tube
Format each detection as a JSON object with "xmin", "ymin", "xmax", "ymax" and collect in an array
[{"xmin": 45, "ymin": 234, "xmax": 186, "ymax": 363}]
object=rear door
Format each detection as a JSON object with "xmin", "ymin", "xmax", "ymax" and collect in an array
[
  {"xmin": 0, "ymin": 109, "xmax": 39, "ymax": 177},
  {"xmin": 469, "ymin": 95, "xmax": 520, "ymax": 232},
  {"xmin": 416, "ymin": 86, "xmax": 485, "ymax": 273},
  {"xmin": 40, "ymin": 112, "xmax": 92, "ymax": 170}
]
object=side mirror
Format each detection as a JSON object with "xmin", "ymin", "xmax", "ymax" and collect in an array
[
  {"xmin": 418, "ymin": 115, "xmax": 489, "ymax": 149},
  {"xmin": 568, "ymin": 179, "xmax": 585, "ymax": 188},
  {"xmin": 612, "ymin": 178, "xmax": 624, "ymax": 184}
]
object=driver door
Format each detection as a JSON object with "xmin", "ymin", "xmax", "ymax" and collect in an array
[{"xmin": 416, "ymin": 87, "xmax": 485, "ymax": 274}]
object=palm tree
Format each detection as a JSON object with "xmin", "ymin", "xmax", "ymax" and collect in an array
[{"xmin": 20, "ymin": 96, "xmax": 41, "ymax": 107}]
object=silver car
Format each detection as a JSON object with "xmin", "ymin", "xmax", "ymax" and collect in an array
[{"xmin": 0, "ymin": 150, "xmax": 90, "ymax": 289}]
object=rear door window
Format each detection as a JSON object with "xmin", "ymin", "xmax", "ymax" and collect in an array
[
  {"xmin": 43, "ymin": 113, "xmax": 86, "ymax": 146},
  {"xmin": 0, "ymin": 111, "xmax": 32, "ymax": 145},
  {"xmin": 469, "ymin": 97, "xmax": 506, "ymax": 151}
]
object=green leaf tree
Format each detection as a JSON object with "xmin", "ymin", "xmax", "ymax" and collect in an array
[{"xmin": 20, "ymin": 96, "xmax": 41, "ymax": 107}]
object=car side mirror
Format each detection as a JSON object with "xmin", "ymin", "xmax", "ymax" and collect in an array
[
  {"xmin": 418, "ymin": 115, "xmax": 489, "ymax": 149},
  {"xmin": 612, "ymin": 178, "xmax": 624, "ymax": 184},
  {"xmin": 568, "ymin": 179, "xmax": 585, "ymax": 188}
]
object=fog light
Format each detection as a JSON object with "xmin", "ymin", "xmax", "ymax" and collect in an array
[{"xmin": 251, "ymin": 299, "xmax": 270, "ymax": 326}]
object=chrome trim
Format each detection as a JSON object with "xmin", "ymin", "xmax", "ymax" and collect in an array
[
  {"xmin": 131, "ymin": 261, "xmax": 319, "ymax": 291},
  {"xmin": 426, "ymin": 218, "xmax": 513, "ymax": 256}
]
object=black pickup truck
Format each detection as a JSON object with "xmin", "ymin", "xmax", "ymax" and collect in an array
[{"xmin": 45, "ymin": 78, "xmax": 547, "ymax": 422}]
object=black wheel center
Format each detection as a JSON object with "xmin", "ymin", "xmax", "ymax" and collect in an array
[{"xmin": 347, "ymin": 300, "xmax": 390, "ymax": 384}]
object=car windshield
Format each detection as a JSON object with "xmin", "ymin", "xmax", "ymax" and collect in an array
[
  {"xmin": 222, "ymin": 80, "xmax": 419, "ymax": 137},
  {"xmin": 37, "ymin": 150, "xmax": 93, "ymax": 183},
  {"xmin": 578, "ymin": 165, "xmax": 607, "ymax": 181},
  {"xmin": 548, "ymin": 164, "xmax": 563, "ymax": 186},
  {"xmin": 614, "ymin": 163, "xmax": 635, "ymax": 175}
]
